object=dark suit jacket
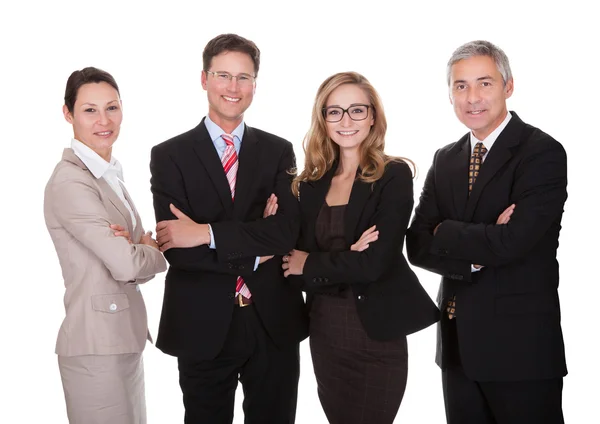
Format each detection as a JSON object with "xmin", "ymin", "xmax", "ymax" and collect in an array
[
  {"xmin": 406, "ymin": 112, "xmax": 568, "ymax": 382},
  {"xmin": 150, "ymin": 119, "xmax": 308, "ymax": 360},
  {"xmin": 293, "ymin": 160, "xmax": 439, "ymax": 341}
]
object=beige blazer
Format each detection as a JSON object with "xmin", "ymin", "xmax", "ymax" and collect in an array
[{"xmin": 44, "ymin": 148, "xmax": 166, "ymax": 357}]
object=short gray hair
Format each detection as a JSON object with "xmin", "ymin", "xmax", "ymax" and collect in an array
[{"xmin": 446, "ymin": 40, "xmax": 512, "ymax": 86}]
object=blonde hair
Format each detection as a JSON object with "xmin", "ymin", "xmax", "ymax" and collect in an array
[{"xmin": 292, "ymin": 72, "xmax": 413, "ymax": 196}]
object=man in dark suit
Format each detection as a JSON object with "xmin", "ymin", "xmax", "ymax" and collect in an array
[
  {"xmin": 149, "ymin": 33, "xmax": 308, "ymax": 424},
  {"xmin": 407, "ymin": 40, "xmax": 568, "ymax": 424}
]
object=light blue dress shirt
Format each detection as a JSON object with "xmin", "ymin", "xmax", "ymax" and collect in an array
[{"xmin": 204, "ymin": 115, "xmax": 260, "ymax": 270}]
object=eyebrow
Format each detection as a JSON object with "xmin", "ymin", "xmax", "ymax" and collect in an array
[
  {"xmin": 81, "ymin": 100, "xmax": 120, "ymax": 107},
  {"xmin": 453, "ymin": 75, "xmax": 495, "ymax": 85},
  {"xmin": 325, "ymin": 103, "xmax": 369, "ymax": 108}
]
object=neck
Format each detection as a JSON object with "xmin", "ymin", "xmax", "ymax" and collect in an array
[
  {"xmin": 95, "ymin": 147, "xmax": 112, "ymax": 163},
  {"xmin": 209, "ymin": 110, "xmax": 243, "ymax": 134},
  {"xmin": 336, "ymin": 147, "xmax": 360, "ymax": 178}
]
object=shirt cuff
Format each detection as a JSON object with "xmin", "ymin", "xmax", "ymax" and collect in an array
[
  {"xmin": 208, "ymin": 224, "xmax": 216, "ymax": 249},
  {"xmin": 471, "ymin": 264, "xmax": 483, "ymax": 272},
  {"xmin": 254, "ymin": 257, "xmax": 260, "ymax": 271}
]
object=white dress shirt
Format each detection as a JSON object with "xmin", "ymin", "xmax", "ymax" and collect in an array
[{"xmin": 71, "ymin": 138, "xmax": 137, "ymax": 229}]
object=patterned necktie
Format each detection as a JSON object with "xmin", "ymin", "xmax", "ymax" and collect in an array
[
  {"xmin": 221, "ymin": 134, "xmax": 251, "ymax": 299},
  {"xmin": 447, "ymin": 141, "xmax": 488, "ymax": 319}
]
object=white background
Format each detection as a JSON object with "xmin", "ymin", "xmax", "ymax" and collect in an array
[{"xmin": 1, "ymin": 1, "xmax": 598, "ymax": 422}]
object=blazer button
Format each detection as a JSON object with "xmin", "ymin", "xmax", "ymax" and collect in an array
[
  {"xmin": 324, "ymin": 278, "xmax": 329, "ymax": 283},
  {"xmin": 109, "ymin": 303, "xmax": 117, "ymax": 311},
  {"xmin": 135, "ymin": 285, "xmax": 140, "ymax": 292},
  {"xmin": 313, "ymin": 278, "xmax": 318, "ymax": 283},
  {"xmin": 357, "ymin": 295, "xmax": 365, "ymax": 302}
]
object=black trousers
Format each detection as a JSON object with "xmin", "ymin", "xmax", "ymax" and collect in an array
[
  {"xmin": 442, "ymin": 318, "xmax": 564, "ymax": 424},
  {"xmin": 177, "ymin": 305, "xmax": 300, "ymax": 424}
]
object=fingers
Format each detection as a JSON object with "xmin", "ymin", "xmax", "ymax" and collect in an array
[
  {"xmin": 263, "ymin": 194, "xmax": 279, "ymax": 218},
  {"xmin": 497, "ymin": 204, "xmax": 516, "ymax": 225},
  {"xmin": 110, "ymin": 224, "xmax": 125, "ymax": 231},
  {"xmin": 360, "ymin": 225, "xmax": 377, "ymax": 237},
  {"xmin": 169, "ymin": 203, "xmax": 189, "ymax": 220}
]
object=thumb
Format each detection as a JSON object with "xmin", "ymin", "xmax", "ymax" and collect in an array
[{"xmin": 170, "ymin": 203, "xmax": 188, "ymax": 220}]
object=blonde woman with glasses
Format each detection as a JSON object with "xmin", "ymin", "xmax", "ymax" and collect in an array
[{"xmin": 282, "ymin": 72, "xmax": 439, "ymax": 424}]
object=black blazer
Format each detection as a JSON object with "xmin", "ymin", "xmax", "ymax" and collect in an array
[
  {"xmin": 150, "ymin": 119, "xmax": 308, "ymax": 360},
  {"xmin": 407, "ymin": 112, "xmax": 568, "ymax": 382},
  {"xmin": 293, "ymin": 160, "xmax": 439, "ymax": 341}
]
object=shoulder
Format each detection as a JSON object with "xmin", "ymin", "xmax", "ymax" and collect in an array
[
  {"xmin": 382, "ymin": 159, "xmax": 413, "ymax": 182},
  {"xmin": 247, "ymin": 126, "xmax": 293, "ymax": 150},
  {"xmin": 519, "ymin": 122, "xmax": 566, "ymax": 158},
  {"xmin": 152, "ymin": 126, "xmax": 200, "ymax": 157}
]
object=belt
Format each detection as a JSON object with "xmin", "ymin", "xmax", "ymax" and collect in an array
[{"xmin": 234, "ymin": 293, "xmax": 253, "ymax": 307}]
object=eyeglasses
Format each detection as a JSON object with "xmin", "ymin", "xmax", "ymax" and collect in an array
[
  {"xmin": 205, "ymin": 70, "xmax": 256, "ymax": 86},
  {"xmin": 322, "ymin": 104, "xmax": 372, "ymax": 122}
]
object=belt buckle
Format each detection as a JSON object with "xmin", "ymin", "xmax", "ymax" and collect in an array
[{"xmin": 238, "ymin": 293, "xmax": 250, "ymax": 308}]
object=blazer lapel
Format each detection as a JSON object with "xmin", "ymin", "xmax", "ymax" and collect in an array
[
  {"xmin": 233, "ymin": 125, "xmax": 260, "ymax": 219},
  {"xmin": 97, "ymin": 178, "xmax": 134, "ymax": 232},
  {"xmin": 191, "ymin": 121, "xmax": 235, "ymax": 217},
  {"xmin": 344, "ymin": 178, "xmax": 372, "ymax": 246},
  {"xmin": 119, "ymin": 182, "xmax": 143, "ymax": 241},
  {"xmin": 448, "ymin": 135, "xmax": 471, "ymax": 220},
  {"xmin": 464, "ymin": 113, "xmax": 523, "ymax": 220},
  {"xmin": 62, "ymin": 148, "xmax": 134, "ymax": 232}
]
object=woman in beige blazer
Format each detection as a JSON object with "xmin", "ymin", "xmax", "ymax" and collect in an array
[{"xmin": 44, "ymin": 67, "xmax": 167, "ymax": 424}]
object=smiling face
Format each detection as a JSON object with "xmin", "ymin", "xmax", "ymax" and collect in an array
[
  {"xmin": 324, "ymin": 83, "xmax": 374, "ymax": 153},
  {"xmin": 63, "ymin": 81, "xmax": 122, "ymax": 161},
  {"xmin": 449, "ymin": 55, "xmax": 513, "ymax": 140},
  {"xmin": 201, "ymin": 50, "xmax": 256, "ymax": 133}
]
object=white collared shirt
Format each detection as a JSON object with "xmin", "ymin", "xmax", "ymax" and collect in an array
[
  {"xmin": 469, "ymin": 111, "xmax": 512, "ymax": 162},
  {"xmin": 71, "ymin": 138, "xmax": 137, "ymax": 228}
]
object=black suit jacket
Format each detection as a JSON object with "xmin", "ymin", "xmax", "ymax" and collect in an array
[
  {"xmin": 407, "ymin": 112, "xmax": 568, "ymax": 381},
  {"xmin": 293, "ymin": 160, "xmax": 439, "ymax": 341},
  {"xmin": 150, "ymin": 119, "xmax": 308, "ymax": 359}
]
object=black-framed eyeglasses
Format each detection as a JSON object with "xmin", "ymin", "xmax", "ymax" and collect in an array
[
  {"xmin": 205, "ymin": 70, "xmax": 256, "ymax": 86},
  {"xmin": 322, "ymin": 104, "xmax": 372, "ymax": 122}
]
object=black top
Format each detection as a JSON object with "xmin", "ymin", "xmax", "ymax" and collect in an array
[{"xmin": 314, "ymin": 202, "xmax": 349, "ymax": 296}]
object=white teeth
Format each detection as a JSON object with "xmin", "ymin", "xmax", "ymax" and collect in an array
[
  {"xmin": 223, "ymin": 96, "xmax": 240, "ymax": 102},
  {"xmin": 469, "ymin": 110, "xmax": 484, "ymax": 114},
  {"xmin": 96, "ymin": 131, "xmax": 111, "ymax": 136},
  {"xmin": 338, "ymin": 131, "xmax": 358, "ymax": 135}
]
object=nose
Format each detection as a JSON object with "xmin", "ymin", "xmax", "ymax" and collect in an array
[
  {"xmin": 226, "ymin": 76, "xmax": 240, "ymax": 91},
  {"xmin": 339, "ymin": 110, "xmax": 353, "ymax": 126},
  {"xmin": 97, "ymin": 110, "xmax": 110, "ymax": 126},
  {"xmin": 466, "ymin": 86, "xmax": 481, "ymax": 104}
]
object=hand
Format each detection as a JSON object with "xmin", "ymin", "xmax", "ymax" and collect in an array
[
  {"xmin": 496, "ymin": 204, "xmax": 516, "ymax": 224},
  {"xmin": 259, "ymin": 255, "xmax": 274, "ymax": 264},
  {"xmin": 156, "ymin": 204, "xmax": 210, "ymax": 252},
  {"xmin": 351, "ymin": 225, "xmax": 379, "ymax": 252},
  {"xmin": 263, "ymin": 193, "xmax": 278, "ymax": 218},
  {"xmin": 434, "ymin": 222, "xmax": 442, "ymax": 235},
  {"xmin": 110, "ymin": 224, "xmax": 132, "ymax": 244},
  {"xmin": 282, "ymin": 249, "xmax": 308, "ymax": 277},
  {"xmin": 140, "ymin": 231, "xmax": 159, "ymax": 250}
]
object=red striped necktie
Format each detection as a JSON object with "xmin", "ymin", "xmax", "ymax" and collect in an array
[{"xmin": 221, "ymin": 134, "xmax": 251, "ymax": 299}]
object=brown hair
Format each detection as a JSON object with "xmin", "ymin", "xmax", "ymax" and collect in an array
[
  {"xmin": 202, "ymin": 33, "xmax": 261, "ymax": 76},
  {"xmin": 292, "ymin": 71, "xmax": 414, "ymax": 196},
  {"xmin": 64, "ymin": 67, "xmax": 120, "ymax": 114}
]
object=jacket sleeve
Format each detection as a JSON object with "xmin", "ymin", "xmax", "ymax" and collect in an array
[
  {"xmin": 210, "ymin": 141, "xmax": 300, "ymax": 260},
  {"xmin": 150, "ymin": 144, "xmax": 255, "ymax": 276},
  {"xmin": 406, "ymin": 151, "xmax": 473, "ymax": 282},
  {"xmin": 301, "ymin": 162, "xmax": 413, "ymax": 287},
  {"xmin": 50, "ymin": 172, "xmax": 167, "ymax": 283},
  {"xmin": 431, "ymin": 140, "xmax": 567, "ymax": 266}
]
